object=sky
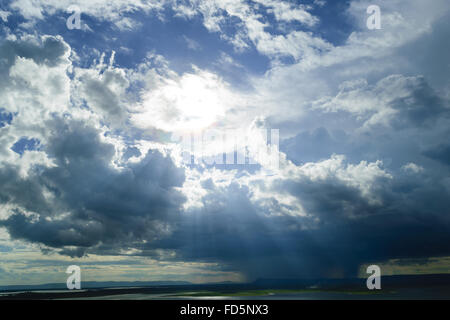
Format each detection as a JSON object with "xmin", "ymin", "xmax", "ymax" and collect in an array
[{"xmin": 0, "ymin": 0, "xmax": 450, "ymax": 286}]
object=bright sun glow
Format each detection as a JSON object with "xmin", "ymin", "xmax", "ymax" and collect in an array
[{"xmin": 133, "ymin": 70, "xmax": 230, "ymax": 132}]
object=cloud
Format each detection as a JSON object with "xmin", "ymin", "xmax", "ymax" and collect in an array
[
  {"xmin": 0, "ymin": 119, "xmax": 186, "ymax": 257},
  {"xmin": 155, "ymin": 150, "xmax": 450, "ymax": 279},
  {"xmin": 0, "ymin": 35, "xmax": 186, "ymax": 259},
  {"xmin": 73, "ymin": 52, "xmax": 130, "ymax": 126},
  {"xmin": 315, "ymin": 75, "xmax": 449, "ymax": 129},
  {"xmin": 136, "ymin": 160, "xmax": 450, "ymax": 279},
  {"xmin": 401, "ymin": 163, "xmax": 424, "ymax": 173},
  {"xmin": 0, "ymin": 10, "xmax": 11, "ymax": 22},
  {"xmin": 253, "ymin": 0, "xmax": 318, "ymax": 26},
  {"xmin": 183, "ymin": 35, "xmax": 201, "ymax": 51},
  {"xmin": 7, "ymin": 0, "xmax": 164, "ymax": 28}
]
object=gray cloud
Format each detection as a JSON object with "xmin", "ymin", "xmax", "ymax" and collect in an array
[
  {"xmin": 423, "ymin": 144, "xmax": 450, "ymax": 167},
  {"xmin": 138, "ymin": 161, "xmax": 450, "ymax": 279},
  {"xmin": 0, "ymin": 119, "xmax": 186, "ymax": 257}
]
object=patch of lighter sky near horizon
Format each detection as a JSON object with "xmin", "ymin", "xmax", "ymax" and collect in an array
[
  {"xmin": 0, "ymin": 249, "xmax": 245, "ymax": 285},
  {"xmin": 358, "ymin": 257, "xmax": 450, "ymax": 278}
]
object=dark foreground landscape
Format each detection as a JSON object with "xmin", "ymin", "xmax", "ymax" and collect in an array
[{"xmin": 1, "ymin": 274, "xmax": 450, "ymax": 300}]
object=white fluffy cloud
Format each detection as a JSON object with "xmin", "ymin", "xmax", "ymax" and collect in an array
[{"xmin": 8, "ymin": 0, "xmax": 164, "ymax": 29}]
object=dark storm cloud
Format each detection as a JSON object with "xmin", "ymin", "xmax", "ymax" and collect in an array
[
  {"xmin": 2, "ymin": 112, "xmax": 450, "ymax": 277},
  {"xmin": 387, "ymin": 76, "xmax": 449, "ymax": 129},
  {"xmin": 138, "ymin": 161, "xmax": 450, "ymax": 279},
  {"xmin": 241, "ymin": 75, "xmax": 450, "ymax": 279},
  {"xmin": 423, "ymin": 144, "xmax": 450, "ymax": 167},
  {"xmin": 0, "ymin": 119, "xmax": 186, "ymax": 257},
  {"xmin": 279, "ymin": 171, "xmax": 450, "ymax": 275},
  {"xmin": 77, "ymin": 68, "xmax": 130, "ymax": 125}
]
